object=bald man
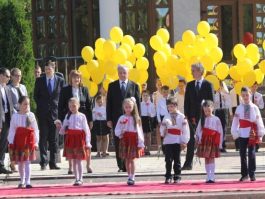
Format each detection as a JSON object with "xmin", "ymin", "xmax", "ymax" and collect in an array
[{"xmin": 106, "ymin": 65, "xmax": 140, "ymax": 172}]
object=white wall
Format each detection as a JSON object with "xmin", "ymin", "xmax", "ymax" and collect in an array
[
  {"xmin": 99, "ymin": 0, "xmax": 120, "ymax": 38},
  {"xmin": 173, "ymin": 0, "xmax": 201, "ymax": 43}
]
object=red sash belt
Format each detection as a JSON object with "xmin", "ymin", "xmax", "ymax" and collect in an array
[
  {"xmin": 167, "ymin": 128, "xmax": 181, "ymax": 135},
  {"xmin": 14, "ymin": 127, "xmax": 35, "ymax": 150},
  {"xmin": 239, "ymin": 119, "xmax": 259, "ymax": 146},
  {"xmin": 202, "ymin": 128, "xmax": 220, "ymax": 145}
]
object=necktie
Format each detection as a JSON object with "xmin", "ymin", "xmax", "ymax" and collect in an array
[
  {"xmin": 236, "ymin": 95, "xmax": 239, "ymax": 105},
  {"xmin": 195, "ymin": 81, "xmax": 200, "ymax": 93},
  {"xmin": 121, "ymin": 81, "xmax": 126, "ymax": 98},
  {"xmin": 219, "ymin": 93, "xmax": 223, "ymax": 108},
  {"xmin": 252, "ymin": 93, "xmax": 255, "ymax": 103},
  {"xmin": 48, "ymin": 79, "xmax": 52, "ymax": 95}
]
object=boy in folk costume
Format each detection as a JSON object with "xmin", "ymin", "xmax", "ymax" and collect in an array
[
  {"xmin": 160, "ymin": 97, "xmax": 190, "ymax": 184},
  {"xmin": 8, "ymin": 96, "xmax": 39, "ymax": 188},
  {"xmin": 231, "ymin": 87, "xmax": 265, "ymax": 182},
  {"xmin": 196, "ymin": 100, "xmax": 223, "ymax": 183},
  {"xmin": 115, "ymin": 97, "xmax": 144, "ymax": 185},
  {"xmin": 55, "ymin": 97, "xmax": 92, "ymax": 186}
]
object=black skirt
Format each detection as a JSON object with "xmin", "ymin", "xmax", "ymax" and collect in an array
[
  {"xmin": 92, "ymin": 120, "xmax": 110, "ymax": 136},
  {"xmin": 141, "ymin": 116, "xmax": 154, "ymax": 133}
]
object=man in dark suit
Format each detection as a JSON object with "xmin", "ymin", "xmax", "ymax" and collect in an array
[
  {"xmin": 107, "ymin": 65, "xmax": 140, "ymax": 172},
  {"xmin": 182, "ymin": 63, "xmax": 214, "ymax": 170},
  {"xmin": 34, "ymin": 61, "xmax": 64, "ymax": 170},
  {"xmin": 0, "ymin": 68, "xmax": 14, "ymax": 174}
]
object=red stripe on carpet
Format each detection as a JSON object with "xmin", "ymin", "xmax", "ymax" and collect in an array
[{"xmin": 1, "ymin": 180, "xmax": 265, "ymax": 198}]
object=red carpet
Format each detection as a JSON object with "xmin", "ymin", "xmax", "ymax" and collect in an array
[{"xmin": 1, "ymin": 179, "xmax": 265, "ymax": 198}]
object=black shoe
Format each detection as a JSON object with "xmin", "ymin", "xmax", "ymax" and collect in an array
[
  {"xmin": 181, "ymin": 165, "xmax": 192, "ymax": 170},
  {"xmin": 40, "ymin": 165, "xmax": 46, "ymax": 171},
  {"xmin": 220, "ymin": 149, "xmax": 227, "ymax": 153},
  {"xmin": 173, "ymin": 176, "xmax": 181, "ymax": 184},
  {"xmin": 145, "ymin": 151, "xmax": 151, "ymax": 156},
  {"xmin": 206, "ymin": 180, "xmax": 215, "ymax": 183},
  {"xmin": 165, "ymin": 178, "xmax": 172, "ymax": 184},
  {"xmin": 0, "ymin": 167, "xmax": 12, "ymax": 174},
  {"xmin": 127, "ymin": 179, "xmax": 135, "ymax": 185},
  {"xmin": 68, "ymin": 170, "xmax": 73, "ymax": 175},
  {"xmin": 18, "ymin": 183, "xmax": 25, "ymax": 188},
  {"xmin": 250, "ymin": 176, "xmax": 256, "ymax": 181},
  {"xmin": 26, "ymin": 184, "xmax": 33, "ymax": 189},
  {"xmin": 49, "ymin": 164, "xmax": 60, "ymax": 170},
  {"xmin": 118, "ymin": 169, "xmax": 123, "ymax": 172},
  {"xmin": 239, "ymin": 176, "xmax": 249, "ymax": 182}
]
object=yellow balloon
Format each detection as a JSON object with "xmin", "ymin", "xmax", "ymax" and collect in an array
[
  {"xmin": 263, "ymin": 40, "xmax": 265, "ymax": 50},
  {"xmin": 103, "ymin": 78, "xmax": 114, "ymax": 91},
  {"xmin": 95, "ymin": 38, "xmax": 105, "ymax": 49},
  {"xmin": 133, "ymin": 43, "xmax": 145, "ymax": 58},
  {"xmin": 124, "ymin": 61, "xmax": 133, "ymax": 70},
  {"xmin": 167, "ymin": 55, "xmax": 179, "ymax": 74},
  {"xmin": 91, "ymin": 68, "xmax": 105, "ymax": 84},
  {"xmin": 122, "ymin": 35, "xmax": 135, "ymax": 48},
  {"xmin": 81, "ymin": 46, "xmax": 94, "ymax": 62},
  {"xmin": 110, "ymin": 26, "xmax": 123, "ymax": 43},
  {"xmin": 105, "ymin": 61, "xmax": 117, "ymax": 76},
  {"xmin": 175, "ymin": 59, "xmax": 189, "ymax": 78},
  {"xmin": 237, "ymin": 58, "xmax": 253, "ymax": 76},
  {"xmin": 129, "ymin": 68, "xmax": 140, "ymax": 82},
  {"xmin": 193, "ymin": 37, "xmax": 208, "ymax": 57},
  {"xmin": 156, "ymin": 65, "xmax": 171, "ymax": 78},
  {"xmin": 205, "ymin": 75, "xmax": 220, "ymax": 91},
  {"xmin": 95, "ymin": 47, "xmax": 104, "ymax": 60},
  {"xmin": 205, "ymin": 33, "xmax": 218, "ymax": 49},
  {"xmin": 242, "ymin": 71, "xmax": 256, "ymax": 87},
  {"xmin": 150, "ymin": 35, "xmax": 163, "ymax": 51},
  {"xmin": 87, "ymin": 60, "xmax": 99, "ymax": 73},
  {"xmin": 254, "ymin": 69, "xmax": 264, "ymax": 84},
  {"xmin": 78, "ymin": 64, "xmax": 90, "ymax": 79},
  {"xmin": 136, "ymin": 57, "xmax": 149, "ymax": 70},
  {"xmin": 182, "ymin": 30, "xmax": 196, "ymax": 45},
  {"xmin": 209, "ymin": 47, "xmax": 223, "ymax": 63},
  {"xmin": 246, "ymin": 43, "xmax": 259, "ymax": 56},
  {"xmin": 229, "ymin": 66, "xmax": 241, "ymax": 81},
  {"xmin": 197, "ymin": 21, "xmax": 210, "ymax": 36},
  {"xmin": 89, "ymin": 81, "xmax": 98, "ymax": 97},
  {"xmin": 201, "ymin": 56, "xmax": 214, "ymax": 71},
  {"xmin": 128, "ymin": 54, "xmax": 136, "ymax": 65},
  {"xmin": 161, "ymin": 76, "xmax": 179, "ymax": 90},
  {"xmin": 103, "ymin": 40, "xmax": 116, "ymax": 59},
  {"xmin": 156, "ymin": 28, "xmax": 170, "ymax": 43},
  {"xmin": 183, "ymin": 45, "xmax": 195, "ymax": 59},
  {"xmin": 120, "ymin": 43, "xmax": 132, "ymax": 56},
  {"xmin": 138, "ymin": 70, "xmax": 149, "ymax": 84},
  {"xmin": 248, "ymin": 53, "xmax": 260, "ymax": 66},
  {"xmin": 216, "ymin": 62, "xmax": 229, "ymax": 80},
  {"xmin": 113, "ymin": 48, "xmax": 127, "ymax": 64},
  {"xmin": 173, "ymin": 41, "xmax": 185, "ymax": 57},
  {"xmin": 233, "ymin": 44, "xmax": 246, "ymax": 60},
  {"xmin": 235, "ymin": 82, "xmax": 243, "ymax": 95},
  {"xmin": 259, "ymin": 60, "xmax": 265, "ymax": 74},
  {"xmin": 161, "ymin": 44, "xmax": 171, "ymax": 56},
  {"xmin": 153, "ymin": 51, "xmax": 167, "ymax": 68}
]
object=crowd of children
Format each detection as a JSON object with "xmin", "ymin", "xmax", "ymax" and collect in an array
[{"xmin": 7, "ymin": 77, "xmax": 265, "ymax": 188}]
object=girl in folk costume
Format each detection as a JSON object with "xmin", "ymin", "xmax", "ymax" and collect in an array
[
  {"xmin": 55, "ymin": 97, "xmax": 92, "ymax": 186},
  {"xmin": 231, "ymin": 87, "xmax": 265, "ymax": 182},
  {"xmin": 195, "ymin": 100, "xmax": 223, "ymax": 183},
  {"xmin": 92, "ymin": 95, "xmax": 110, "ymax": 157},
  {"xmin": 8, "ymin": 96, "xmax": 39, "ymax": 188},
  {"xmin": 141, "ymin": 90, "xmax": 156, "ymax": 155},
  {"xmin": 160, "ymin": 97, "xmax": 190, "ymax": 184},
  {"xmin": 115, "ymin": 97, "xmax": 144, "ymax": 185}
]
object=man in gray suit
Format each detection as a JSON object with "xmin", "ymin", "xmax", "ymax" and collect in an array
[{"xmin": 0, "ymin": 67, "xmax": 14, "ymax": 174}]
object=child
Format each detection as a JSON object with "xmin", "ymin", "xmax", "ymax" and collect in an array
[
  {"xmin": 8, "ymin": 96, "xmax": 39, "ymax": 188},
  {"xmin": 214, "ymin": 81, "xmax": 231, "ymax": 153},
  {"xmin": 115, "ymin": 97, "xmax": 144, "ymax": 185},
  {"xmin": 141, "ymin": 90, "xmax": 156, "ymax": 155},
  {"xmin": 231, "ymin": 87, "xmax": 265, "ymax": 182},
  {"xmin": 160, "ymin": 97, "xmax": 190, "ymax": 184},
  {"xmin": 55, "ymin": 98, "xmax": 92, "ymax": 186},
  {"xmin": 174, "ymin": 79, "xmax": 186, "ymax": 114},
  {"xmin": 92, "ymin": 95, "xmax": 110, "ymax": 157},
  {"xmin": 196, "ymin": 100, "xmax": 223, "ymax": 183}
]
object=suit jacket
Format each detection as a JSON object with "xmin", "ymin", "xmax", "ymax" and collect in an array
[
  {"xmin": 8, "ymin": 83, "xmax": 28, "ymax": 111},
  {"xmin": 184, "ymin": 79, "xmax": 214, "ymax": 123},
  {"xmin": 34, "ymin": 75, "xmax": 64, "ymax": 120},
  {"xmin": 0, "ymin": 86, "xmax": 14, "ymax": 128},
  {"xmin": 58, "ymin": 85, "xmax": 92, "ymax": 122},
  {"xmin": 106, "ymin": 80, "xmax": 140, "ymax": 127}
]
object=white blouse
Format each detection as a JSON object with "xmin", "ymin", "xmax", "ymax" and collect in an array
[
  {"xmin": 114, "ymin": 115, "xmax": 144, "ymax": 148},
  {"xmin": 214, "ymin": 91, "xmax": 231, "ymax": 109},
  {"xmin": 160, "ymin": 111, "xmax": 190, "ymax": 145},
  {"xmin": 195, "ymin": 115, "xmax": 223, "ymax": 149},
  {"xmin": 72, "ymin": 87, "xmax": 79, "ymax": 101},
  {"xmin": 92, "ymin": 106, "xmax": 107, "ymax": 121},
  {"xmin": 140, "ymin": 101, "xmax": 156, "ymax": 117},
  {"xmin": 59, "ymin": 112, "xmax": 92, "ymax": 148},
  {"xmin": 231, "ymin": 103, "xmax": 265, "ymax": 139},
  {"xmin": 8, "ymin": 112, "xmax": 39, "ymax": 146},
  {"xmin": 252, "ymin": 92, "xmax": 264, "ymax": 110}
]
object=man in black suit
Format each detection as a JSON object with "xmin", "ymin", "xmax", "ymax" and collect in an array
[
  {"xmin": 106, "ymin": 65, "xmax": 140, "ymax": 172},
  {"xmin": 34, "ymin": 61, "xmax": 64, "ymax": 170},
  {"xmin": 182, "ymin": 63, "xmax": 214, "ymax": 170}
]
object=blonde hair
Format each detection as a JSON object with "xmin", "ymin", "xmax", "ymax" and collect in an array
[
  {"xmin": 68, "ymin": 70, "xmax": 83, "ymax": 86},
  {"xmin": 123, "ymin": 98, "xmax": 141, "ymax": 127},
  {"xmin": 68, "ymin": 97, "xmax": 80, "ymax": 106}
]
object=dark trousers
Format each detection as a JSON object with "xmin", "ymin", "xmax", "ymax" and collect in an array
[
  {"xmin": 164, "ymin": 143, "xmax": 181, "ymax": 179},
  {"xmin": 38, "ymin": 115, "xmax": 58, "ymax": 166},
  {"xmin": 0, "ymin": 120, "xmax": 9, "ymax": 167},
  {"xmin": 183, "ymin": 121, "xmax": 195, "ymax": 167},
  {"xmin": 215, "ymin": 109, "xmax": 227, "ymax": 148},
  {"xmin": 114, "ymin": 135, "xmax": 125, "ymax": 171},
  {"xmin": 239, "ymin": 137, "xmax": 256, "ymax": 178}
]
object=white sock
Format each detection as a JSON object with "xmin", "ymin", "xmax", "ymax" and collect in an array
[
  {"xmin": 25, "ymin": 161, "xmax": 31, "ymax": 185},
  {"xmin": 209, "ymin": 163, "xmax": 215, "ymax": 181},
  {"xmin": 18, "ymin": 162, "xmax": 25, "ymax": 185},
  {"xmin": 205, "ymin": 164, "xmax": 210, "ymax": 181},
  {"xmin": 73, "ymin": 159, "xmax": 78, "ymax": 181},
  {"xmin": 131, "ymin": 174, "xmax": 135, "ymax": 180},
  {"xmin": 77, "ymin": 160, "xmax": 83, "ymax": 181}
]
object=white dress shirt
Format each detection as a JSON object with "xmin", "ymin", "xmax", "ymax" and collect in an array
[
  {"xmin": 0, "ymin": 85, "xmax": 8, "ymax": 113},
  {"xmin": 72, "ymin": 87, "xmax": 80, "ymax": 101},
  {"xmin": 214, "ymin": 91, "xmax": 231, "ymax": 109},
  {"xmin": 140, "ymin": 101, "xmax": 156, "ymax": 117},
  {"xmin": 156, "ymin": 97, "xmax": 169, "ymax": 122},
  {"xmin": 119, "ymin": 79, "xmax": 128, "ymax": 89}
]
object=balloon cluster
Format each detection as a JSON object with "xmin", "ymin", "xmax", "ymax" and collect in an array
[{"xmin": 79, "ymin": 27, "xmax": 149, "ymax": 96}]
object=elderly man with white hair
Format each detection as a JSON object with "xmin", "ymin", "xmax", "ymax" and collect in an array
[{"xmin": 106, "ymin": 65, "xmax": 140, "ymax": 172}]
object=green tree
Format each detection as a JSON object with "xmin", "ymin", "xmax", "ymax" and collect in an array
[{"xmin": 0, "ymin": 0, "xmax": 35, "ymax": 108}]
